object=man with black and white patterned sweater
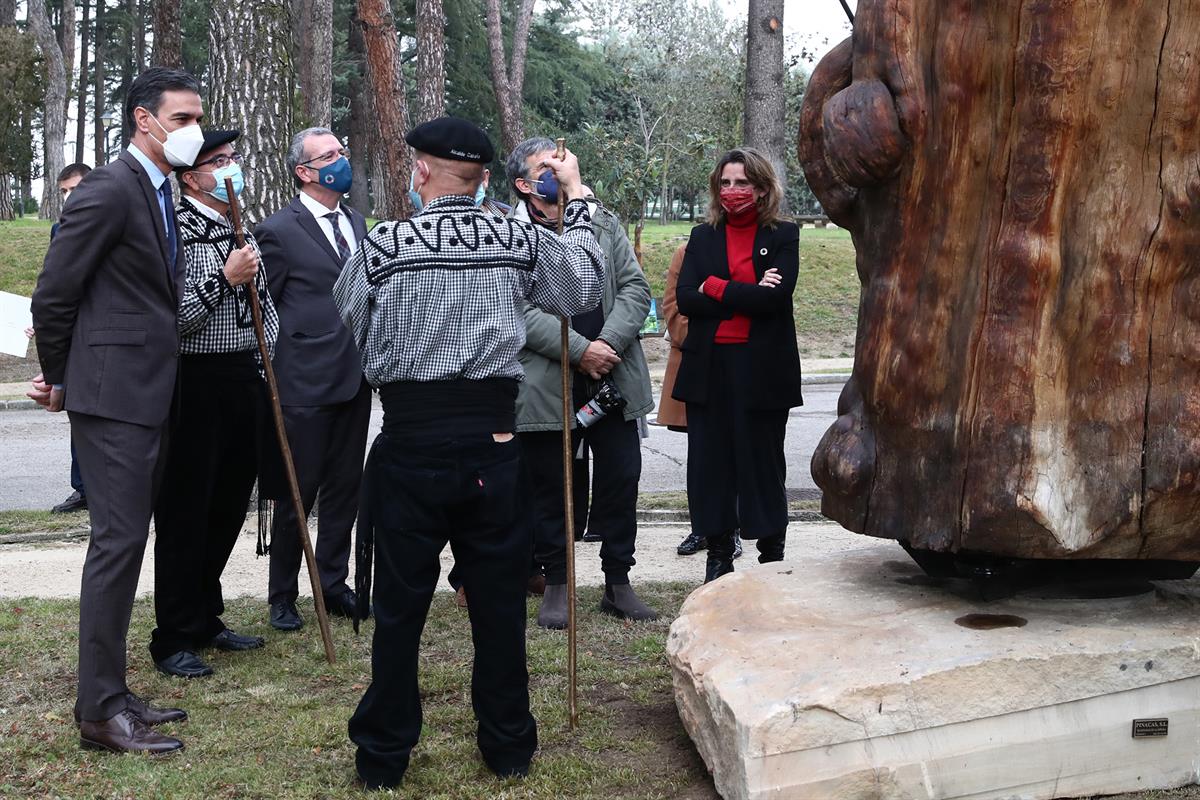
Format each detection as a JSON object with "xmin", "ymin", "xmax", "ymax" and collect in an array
[
  {"xmin": 334, "ymin": 117, "xmax": 603, "ymax": 790},
  {"xmin": 150, "ymin": 129, "xmax": 278, "ymax": 680}
]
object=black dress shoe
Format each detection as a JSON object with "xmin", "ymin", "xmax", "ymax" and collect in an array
[
  {"xmin": 125, "ymin": 692, "xmax": 187, "ymax": 725},
  {"xmin": 732, "ymin": 532, "xmax": 744, "ymax": 560},
  {"xmin": 270, "ymin": 600, "xmax": 303, "ymax": 631},
  {"xmin": 704, "ymin": 555, "xmax": 734, "ymax": 584},
  {"xmin": 155, "ymin": 650, "xmax": 213, "ymax": 679},
  {"xmin": 210, "ymin": 629, "xmax": 266, "ymax": 651},
  {"xmin": 325, "ymin": 589, "xmax": 366, "ymax": 619},
  {"xmin": 581, "ymin": 529, "xmax": 602, "ymax": 543},
  {"xmin": 51, "ymin": 490, "xmax": 87, "ymax": 514},
  {"xmin": 79, "ymin": 710, "xmax": 183, "ymax": 755},
  {"xmin": 677, "ymin": 532, "xmax": 707, "ymax": 556}
]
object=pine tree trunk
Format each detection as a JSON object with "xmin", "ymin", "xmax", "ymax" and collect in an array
[
  {"xmin": 208, "ymin": 0, "xmax": 294, "ymax": 224},
  {"xmin": 133, "ymin": 0, "xmax": 145, "ymax": 69},
  {"xmin": 119, "ymin": 0, "xmax": 135, "ymax": 144},
  {"xmin": 93, "ymin": 0, "xmax": 106, "ymax": 164},
  {"xmin": 347, "ymin": 6, "xmax": 370, "ymax": 214},
  {"xmin": 0, "ymin": 0, "xmax": 13, "ymax": 219},
  {"xmin": 744, "ymin": 0, "xmax": 787, "ymax": 208},
  {"xmin": 357, "ymin": 0, "xmax": 412, "ymax": 219},
  {"xmin": 59, "ymin": 1, "xmax": 76, "ymax": 118},
  {"xmin": 483, "ymin": 0, "xmax": 533, "ymax": 154},
  {"xmin": 803, "ymin": 2, "xmax": 1200, "ymax": 563},
  {"xmin": 30, "ymin": 0, "xmax": 67, "ymax": 221},
  {"xmin": 415, "ymin": 0, "xmax": 445, "ymax": 124},
  {"xmin": 75, "ymin": 0, "xmax": 90, "ymax": 164},
  {"xmin": 150, "ymin": 0, "xmax": 181, "ymax": 68},
  {"xmin": 297, "ymin": 0, "xmax": 332, "ymax": 127}
]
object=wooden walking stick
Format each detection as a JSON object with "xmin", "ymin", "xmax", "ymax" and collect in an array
[
  {"xmin": 225, "ymin": 177, "xmax": 337, "ymax": 665},
  {"xmin": 555, "ymin": 138, "xmax": 579, "ymax": 730}
]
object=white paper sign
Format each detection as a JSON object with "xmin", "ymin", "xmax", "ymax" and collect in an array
[{"xmin": 0, "ymin": 291, "xmax": 33, "ymax": 358}]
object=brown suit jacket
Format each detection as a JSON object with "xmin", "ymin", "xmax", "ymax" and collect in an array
[{"xmin": 31, "ymin": 149, "xmax": 185, "ymax": 426}]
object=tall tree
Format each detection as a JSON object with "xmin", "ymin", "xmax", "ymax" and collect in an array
[
  {"xmin": 483, "ymin": 0, "xmax": 533, "ymax": 154},
  {"xmin": 0, "ymin": 5, "xmax": 38, "ymax": 220},
  {"xmin": 743, "ymin": 0, "xmax": 787, "ymax": 207},
  {"xmin": 207, "ymin": 0, "xmax": 294, "ymax": 223},
  {"xmin": 30, "ymin": 0, "xmax": 68, "ymax": 220},
  {"xmin": 357, "ymin": 0, "xmax": 411, "ymax": 218},
  {"xmin": 74, "ymin": 0, "xmax": 91, "ymax": 164},
  {"xmin": 151, "ymin": 0, "xmax": 182, "ymax": 67},
  {"xmin": 415, "ymin": 0, "xmax": 445, "ymax": 124},
  {"xmin": 296, "ymin": 0, "xmax": 333, "ymax": 126},
  {"xmin": 58, "ymin": 1, "xmax": 77, "ymax": 119},
  {"xmin": 93, "ymin": 0, "xmax": 106, "ymax": 163},
  {"xmin": 346, "ymin": 4, "xmax": 370, "ymax": 214}
]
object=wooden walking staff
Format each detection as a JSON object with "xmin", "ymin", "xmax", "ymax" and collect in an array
[
  {"xmin": 225, "ymin": 176, "xmax": 337, "ymax": 665},
  {"xmin": 554, "ymin": 137, "xmax": 579, "ymax": 730}
]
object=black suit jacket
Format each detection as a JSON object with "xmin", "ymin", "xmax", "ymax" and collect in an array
[
  {"xmin": 256, "ymin": 195, "xmax": 368, "ymax": 407},
  {"xmin": 671, "ymin": 219, "xmax": 803, "ymax": 410},
  {"xmin": 31, "ymin": 150, "xmax": 185, "ymax": 426}
]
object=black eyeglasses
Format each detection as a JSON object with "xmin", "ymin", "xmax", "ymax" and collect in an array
[
  {"xmin": 195, "ymin": 152, "xmax": 244, "ymax": 170},
  {"xmin": 299, "ymin": 148, "xmax": 350, "ymax": 167}
]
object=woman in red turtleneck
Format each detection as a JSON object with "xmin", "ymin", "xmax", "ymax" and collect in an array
[{"xmin": 671, "ymin": 148, "xmax": 803, "ymax": 583}]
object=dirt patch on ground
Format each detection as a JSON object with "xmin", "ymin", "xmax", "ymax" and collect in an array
[{"xmin": 0, "ymin": 350, "xmax": 37, "ymax": 385}]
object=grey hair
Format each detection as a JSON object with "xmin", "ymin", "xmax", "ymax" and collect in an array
[
  {"xmin": 505, "ymin": 137, "xmax": 557, "ymax": 199},
  {"xmin": 287, "ymin": 127, "xmax": 336, "ymax": 188}
]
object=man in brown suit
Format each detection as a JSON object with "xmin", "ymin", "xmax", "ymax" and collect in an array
[{"xmin": 29, "ymin": 67, "xmax": 206, "ymax": 755}]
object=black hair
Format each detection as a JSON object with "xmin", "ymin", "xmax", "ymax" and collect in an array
[
  {"xmin": 124, "ymin": 67, "xmax": 201, "ymax": 130},
  {"xmin": 57, "ymin": 163, "xmax": 92, "ymax": 183}
]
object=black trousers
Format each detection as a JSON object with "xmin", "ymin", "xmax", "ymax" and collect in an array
[
  {"xmin": 523, "ymin": 412, "xmax": 641, "ymax": 585},
  {"xmin": 349, "ymin": 427, "xmax": 537, "ymax": 785},
  {"xmin": 268, "ymin": 381, "xmax": 371, "ymax": 604},
  {"xmin": 70, "ymin": 411, "xmax": 170, "ymax": 721},
  {"xmin": 149, "ymin": 355, "xmax": 263, "ymax": 662},
  {"xmin": 686, "ymin": 344, "xmax": 788, "ymax": 563}
]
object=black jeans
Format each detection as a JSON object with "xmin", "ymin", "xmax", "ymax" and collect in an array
[
  {"xmin": 150, "ymin": 356, "xmax": 263, "ymax": 661},
  {"xmin": 348, "ymin": 427, "xmax": 537, "ymax": 786},
  {"xmin": 686, "ymin": 344, "xmax": 788, "ymax": 563},
  {"xmin": 522, "ymin": 412, "xmax": 641, "ymax": 585}
]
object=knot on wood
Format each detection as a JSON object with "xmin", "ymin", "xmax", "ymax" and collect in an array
[{"xmin": 822, "ymin": 78, "xmax": 908, "ymax": 188}]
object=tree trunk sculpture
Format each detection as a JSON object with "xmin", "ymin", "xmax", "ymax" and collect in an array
[{"xmin": 801, "ymin": 2, "xmax": 1200, "ymax": 563}]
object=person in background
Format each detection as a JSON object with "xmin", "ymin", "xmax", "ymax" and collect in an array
[
  {"xmin": 47, "ymin": 163, "xmax": 93, "ymax": 515},
  {"xmin": 255, "ymin": 127, "xmax": 371, "ymax": 632},
  {"xmin": 672, "ymin": 147, "xmax": 801, "ymax": 583},
  {"xmin": 148, "ymin": 129, "xmax": 278, "ymax": 678},
  {"xmin": 659, "ymin": 242, "xmax": 741, "ymax": 561},
  {"xmin": 506, "ymin": 135, "xmax": 658, "ymax": 629}
]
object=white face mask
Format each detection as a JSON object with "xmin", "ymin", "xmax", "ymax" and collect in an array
[{"xmin": 142, "ymin": 108, "xmax": 205, "ymax": 167}]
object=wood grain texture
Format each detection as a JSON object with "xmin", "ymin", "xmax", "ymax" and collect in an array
[{"xmin": 800, "ymin": 1, "xmax": 1200, "ymax": 560}]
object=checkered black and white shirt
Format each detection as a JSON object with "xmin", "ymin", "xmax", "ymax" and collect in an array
[
  {"xmin": 333, "ymin": 195, "xmax": 604, "ymax": 385},
  {"xmin": 176, "ymin": 197, "xmax": 278, "ymax": 361}
]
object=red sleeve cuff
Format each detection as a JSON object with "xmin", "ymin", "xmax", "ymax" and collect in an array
[{"xmin": 701, "ymin": 276, "xmax": 729, "ymax": 301}]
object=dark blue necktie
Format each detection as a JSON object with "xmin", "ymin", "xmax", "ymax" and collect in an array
[
  {"xmin": 325, "ymin": 211, "xmax": 352, "ymax": 263},
  {"xmin": 160, "ymin": 180, "xmax": 178, "ymax": 273}
]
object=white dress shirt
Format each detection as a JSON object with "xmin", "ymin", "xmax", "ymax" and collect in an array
[{"xmin": 298, "ymin": 191, "xmax": 358, "ymax": 260}]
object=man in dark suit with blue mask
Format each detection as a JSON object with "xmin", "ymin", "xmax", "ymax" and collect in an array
[
  {"xmin": 29, "ymin": 67, "xmax": 203, "ymax": 755},
  {"xmin": 255, "ymin": 127, "xmax": 371, "ymax": 631}
]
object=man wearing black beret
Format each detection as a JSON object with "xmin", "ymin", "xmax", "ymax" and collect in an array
[
  {"xmin": 335, "ymin": 117, "xmax": 605, "ymax": 788},
  {"xmin": 148, "ymin": 128, "xmax": 278, "ymax": 678}
]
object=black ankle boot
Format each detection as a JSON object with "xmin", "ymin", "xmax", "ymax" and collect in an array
[{"xmin": 704, "ymin": 554, "xmax": 734, "ymax": 583}]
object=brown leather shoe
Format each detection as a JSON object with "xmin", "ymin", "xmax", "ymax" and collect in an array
[
  {"xmin": 79, "ymin": 710, "xmax": 184, "ymax": 755},
  {"xmin": 125, "ymin": 692, "xmax": 187, "ymax": 726}
]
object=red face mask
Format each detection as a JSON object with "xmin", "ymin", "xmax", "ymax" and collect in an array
[{"xmin": 719, "ymin": 187, "xmax": 757, "ymax": 215}]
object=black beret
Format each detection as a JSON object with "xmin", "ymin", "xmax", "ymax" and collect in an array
[
  {"xmin": 175, "ymin": 129, "xmax": 240, "ymax": 173},
  {"xmin": 405, "ymin": 117, "xmax": 495, "ymax": 163}
]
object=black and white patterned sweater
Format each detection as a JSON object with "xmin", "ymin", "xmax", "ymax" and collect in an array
[
  {"xmin": 333, "ymin": 194, "xmax": 604, "ymax": 385},
  {"xmin": 176, "ymin": 196, "xmax": 278, "ymax": 362}
]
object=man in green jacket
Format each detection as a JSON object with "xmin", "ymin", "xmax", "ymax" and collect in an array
[{"xmin": 506, "ymin": 136, "xmax": 658, "ymax": 629}]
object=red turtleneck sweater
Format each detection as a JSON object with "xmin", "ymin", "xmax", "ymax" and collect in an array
[{"xmin": 701, "ymin": 206, "xmax": 758, "ymax": 343}]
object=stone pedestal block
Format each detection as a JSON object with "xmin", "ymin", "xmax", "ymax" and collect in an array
[{"xmin": 667, "ymin": 546, "xmax": 1200, "ymax": 799}]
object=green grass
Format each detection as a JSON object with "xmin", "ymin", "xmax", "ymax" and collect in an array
[
  {"xmin": 0, "ymin": 510, "xmax": 89, "ymax": 536},
  {"xmin": 0, "ymin": 586, "xmax": 713, "ymax": 800},
  {"xmin": 0, "ymin": 219, "xmax": 52, "ymax": 297}
]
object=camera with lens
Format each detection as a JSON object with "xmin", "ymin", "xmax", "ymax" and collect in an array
[{"xmin": 575, "ymin": 377, "xmax": 626, "ymax": 428}]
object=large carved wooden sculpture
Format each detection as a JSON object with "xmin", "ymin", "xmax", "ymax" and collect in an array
[{"xmin": 801, "ymin": 2, "xmax": 1200, "ymax": 567}]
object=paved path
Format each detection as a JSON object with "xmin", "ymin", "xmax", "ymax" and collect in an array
[{"xmin": 0, "ymin": 384, "xmax": 845, "ymax": 512}]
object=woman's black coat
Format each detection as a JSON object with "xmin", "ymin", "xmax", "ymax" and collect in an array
[{"xmin": 670, "ymin": 219, "xmax": 803, "ymax": 410}]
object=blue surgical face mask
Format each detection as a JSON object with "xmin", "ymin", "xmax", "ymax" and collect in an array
[
  {"xmin": 206, "ymin": 164, "xmax": 244, "ymax": 204},
  {"xmin": 474, "ymin": 182, "xmax": 487, "ymax": 206},
  {"xmin": 408, "ymin": 169, "xmax": 424, "ymax": 212},
  {"xmin": 316, "ymin": 156, "xmax": 353, "ymax": 194},
  {"xmin": 529, "ymin": 169, "xmax": 559, "ymax": 203}
]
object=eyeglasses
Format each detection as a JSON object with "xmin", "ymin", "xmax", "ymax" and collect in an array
[
  {"xmin": 299, "ymin": 148, "xmax": 350, "ymax": 167},
  {"xmin": 195, "ymin": 152, "xmax": 244, "ymax": 170}
]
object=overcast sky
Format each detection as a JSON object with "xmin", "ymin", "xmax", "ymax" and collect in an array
[{"xmin": 731, "ymin": 0, "xmax": 855, "ymax": 64}]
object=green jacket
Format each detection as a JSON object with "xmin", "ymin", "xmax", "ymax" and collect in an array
[{"xmin": 513, "ymin": 200, "xmax": 654, "ymax": 431}]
